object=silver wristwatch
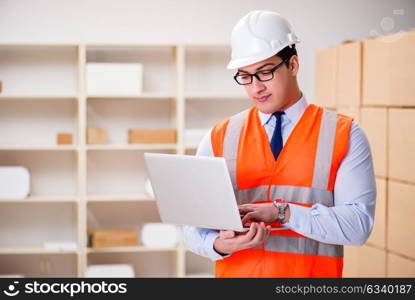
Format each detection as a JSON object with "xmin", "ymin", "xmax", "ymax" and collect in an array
[{"xmin": 272, "ymin": 201, "xmax": 289, "ymax": 224}]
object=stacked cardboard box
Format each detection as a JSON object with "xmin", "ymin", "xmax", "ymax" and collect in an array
[
  {"xmin": 88, "ymin": 229, "xmax": 139, "ymax": 248},
  {"xmin": 315, "ymin": 40, "xmax": 362, "ymax": 120},
  {"xmin": 87, "ymin": 128, "xmax": 108, "ymax": 144},
  {"xmin": 314, "ymin": 46, "xmax": 337, "ymax": 110},
  {"xmin": 336, "ymin": 41, "xmax": 362, "ymax": 123},
  {"xmin": 315, "ymin": 30, "xmax": 415, "ymax": 277},
  {"xmin": 57, "ymin": 133, "xmax": 73, "ymax": 145},
  {"xmin": 128, "ymin": 128, "xmax": 176, "ymax": 144},
  {"xmin": 343, "ymin": 245, "xmax": 386, "ymax": 277}
]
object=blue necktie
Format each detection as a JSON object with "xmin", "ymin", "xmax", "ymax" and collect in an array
[{"xmin": 270, "ymin": 111, "xmax": 285, "ymax": 160}]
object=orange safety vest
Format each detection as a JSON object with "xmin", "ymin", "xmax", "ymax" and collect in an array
[{"xmin": 211, "ymin": 104, "xmax": 353, "ymax": 278}]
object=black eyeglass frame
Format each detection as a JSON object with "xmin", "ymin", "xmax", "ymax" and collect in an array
[{"xmin": 233, "ymin": 57, "xmax": 289, "ymax": 85}]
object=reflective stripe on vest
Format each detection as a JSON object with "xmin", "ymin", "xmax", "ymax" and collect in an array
[
  {"xmin": 312, "ymin": 109, "xmax": 338, "ymax": 190},
  {"xmin": 223, "ymin": 109, "xmax": 249, "ymax": 190},
  {"xmin": 271, "ymin": 184, "xmax": 333, "ymax": 206},
  {"xmin": 265, "ymin": 234, "xmax": 343, "ymax": 257},
  {"xmin": 237, "ymin": 184, "xmax": 333, "ymax": 206}
]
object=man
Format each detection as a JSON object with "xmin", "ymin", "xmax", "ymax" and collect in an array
[{"xmin": 181, "ymin": 10, "xmax": 376, "ymax": 278}]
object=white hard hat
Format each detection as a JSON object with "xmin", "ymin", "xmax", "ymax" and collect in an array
[{"xmin": 227, "ymin": 10, "xmax": 300, "ymax": 69}]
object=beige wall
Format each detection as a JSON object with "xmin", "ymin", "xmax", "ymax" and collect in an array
[{"xmin": 1, "ymin": 0, "xmax": 415, "ymax": 107}]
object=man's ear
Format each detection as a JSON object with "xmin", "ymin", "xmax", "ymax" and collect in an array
[{"xmin": 289, "ymin": 55, "xmax": 299, "ymax": 76}]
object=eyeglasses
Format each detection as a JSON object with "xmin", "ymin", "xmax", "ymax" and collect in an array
[{"xmin": 233, "ymin": 58, "xmax": 289, "ymax": 85}]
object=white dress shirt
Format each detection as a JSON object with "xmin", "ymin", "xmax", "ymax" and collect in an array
[{"xmin": 181, "ymin": 94, "xmax": 376, "ymax": 261}]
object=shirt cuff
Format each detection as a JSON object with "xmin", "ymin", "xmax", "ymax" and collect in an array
[
  {"xmin": 204, "ymin": 230, "xmax": 230, "ymax": 261},
  {"xmin": 283, "ymin": 203, "xmax": 311, "ymax": 233}
]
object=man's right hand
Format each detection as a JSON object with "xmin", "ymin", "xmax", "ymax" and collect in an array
[{"xmin": 213, "ymin": 222, "xmax": 271, "ymax": 255}]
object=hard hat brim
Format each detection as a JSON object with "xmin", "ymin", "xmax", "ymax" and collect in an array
[{"xmin": 226, "ymin": 41, "xmax": 299, "ymax": 70}]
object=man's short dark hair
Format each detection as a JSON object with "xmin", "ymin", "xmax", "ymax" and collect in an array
[{"xmin": 275, "ymin": 45, "xmax": 297, "ymax": 67}]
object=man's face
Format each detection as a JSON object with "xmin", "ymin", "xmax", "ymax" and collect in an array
[{"xmin": 237, "ymin": 55, "xmax": 295, "ymax": 114}]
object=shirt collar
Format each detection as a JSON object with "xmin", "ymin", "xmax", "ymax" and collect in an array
[{"xmin": 258, "ymin": 93, "xmax": 309, "ymax": 127}]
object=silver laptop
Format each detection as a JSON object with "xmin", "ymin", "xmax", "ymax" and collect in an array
[{"xmin": 144, "ymin": 153, "xmax": 250, "ymax": 232}]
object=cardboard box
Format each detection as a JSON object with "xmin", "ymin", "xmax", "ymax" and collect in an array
[
  {"xmin": 337, "ymin": 41, "xmax": 361, "ymax": 107},
  {"xmin": 388, "ymin": 109, "xmax": 415, "ymax": 183},
  {"xmin": 89, "ymin": 229, "xmax": 138, "ymax": 248},
  {"xmin": 363, "ymin": 31, "xmax": 415, "ymax": 106},
  {"xmin": 389, "ymin": 31, "xmax": 415, "ymax": 106},
  {"xmin": 366, "ymin": 178, "xmax": 386, "ymax": 248},
  {"xmin": 387, "ymin": 180, "xmax": 415, "ymax": 259},
  {"xmin": 387, "ymin": 253, "xmax": 415, "ymax": 277},
  {"xmin": 87, "ymin": 128, "xmax": 108, "ymax": 144},
  {"xmin": 336, "ymin": 107, "xmax": 360, "ymax": 124},
  {"xmin": 343, "ymin": 246, "xmax": 359, "ymax": 277},
  {"xmin": 361, "ymin": 108, "xmax": 387, "ymax": 177},
  {"xmin": 343, "ymin": 245, "xmax": 386, "ymax": 277},
  {"xmin": 362, "ymin": 36, "xmax": 389, "ymax": 106},
  {"xmin": 57, "ymin": 133, "xmax": 73, "ymax": 145},
  {"xmin": 86, "ymin": 63, "xmax": 143, "ymax": 95},
  {"xmin": 314, "ymin": 46, "xmax": 337, "ymax": 108},
  {"xmin": 128, "ymin": 128, "xmax": 176, "ymax": 144}
]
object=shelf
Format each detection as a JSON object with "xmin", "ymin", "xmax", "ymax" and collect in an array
[
  {"xmin": 86, "ymin": 43, "xmax": 175, "ymax": 49},
  {"xmin": 184, "ymin": 46, "xmax": 240, "ymax": 96},
  {"xmin": 184, "ymin": 43, "xmax": 230, "ymax": 48},
  {"xmin": 0, "ymin": 43, "xmax": 78, "ymax": 47},
  {"xmin": 86, "ymin": 45, "xmax": 174, "ymax": 95},
  {"xmin": 86, "ymin": 144, "xmax": 177, "ymax": 151},
  {"xmin": 185, "ymin": 93, "xmax": 246, "ymax": 100},
  {"xmin": 0, "ymin": 203, "xmax": 77, "ymax": 253},
  {"xmin": 87, "ymin": 194, "xmax": 155, "ymax": 202},
  {"xmin": 0, "ymin": 145, "xmax": 78, "ymax": 151},
  {"xmin": 87, "ymin": 93, "xmax": 174, "ymax": 99},
  {"xmin": 0, "ymin": 97, "xmax": 78, "ymax": 147},
  {"xmin": 0, "ymin": 151, "xmax": 78, "ymax": 197},
  {"xmin": 0, "ymin": 46, "xmax": 78, "ymax": 96},
  {"xmin": 0, "ymin": 95, "xmax": 78, "ymax": 101},
  {"xmin": 0, "ymin": 42, "xmax": 245, "ymax": 277},
  {"xmin": 185, "ymin": 97, "xmax": 251, "ymax": 129},
  {"xmin": 185, "ymin": 248, "xmax": 214, "ymax": 277},
  {"xmin": 0, "ymin": 196, "xmax": 78, "ymax": 203},
  {"xmin": 0, "ymin": 247, "xmax": 78, "ymax": 255},
  {"xmin": 185, "ymin": 144, "xmax": 200, "ymax": 150},
  {"xmin": 87, "ymin": 246, "xmax": 178, "ymax": 254}
]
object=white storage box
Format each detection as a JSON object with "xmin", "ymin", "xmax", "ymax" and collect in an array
[
  {"xmin": 86, "ymin": 264, "xmax": 135, "ymax": 278},
  {"xmin": 0, "ymin": 167, "xmax": 30, "ymax": 199},
  {"xmin": 86, "ymin": 63, "xmax": 143, "ymax": 95},
  {"xmin": 141, "ymin": 223, "xmax": 179, "ymax": 248}
]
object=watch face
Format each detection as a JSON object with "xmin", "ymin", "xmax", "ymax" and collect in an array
[
  {"xmin": 277, "ymin": 203, "xmax": 287, "ymax": 222},
  {"xmin": 273, "ymin": 201, "xmax": 287, "ymax": 222}
]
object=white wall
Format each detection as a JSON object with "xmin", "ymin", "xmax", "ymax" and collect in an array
[{"xmin": 1, "ymin": 0, "xmax": 415, "ymax": 100}]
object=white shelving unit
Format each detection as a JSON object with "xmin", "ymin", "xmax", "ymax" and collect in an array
[{"xmin": 0, "ymin": 43, "xmax": 249, "ymax": 278}]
